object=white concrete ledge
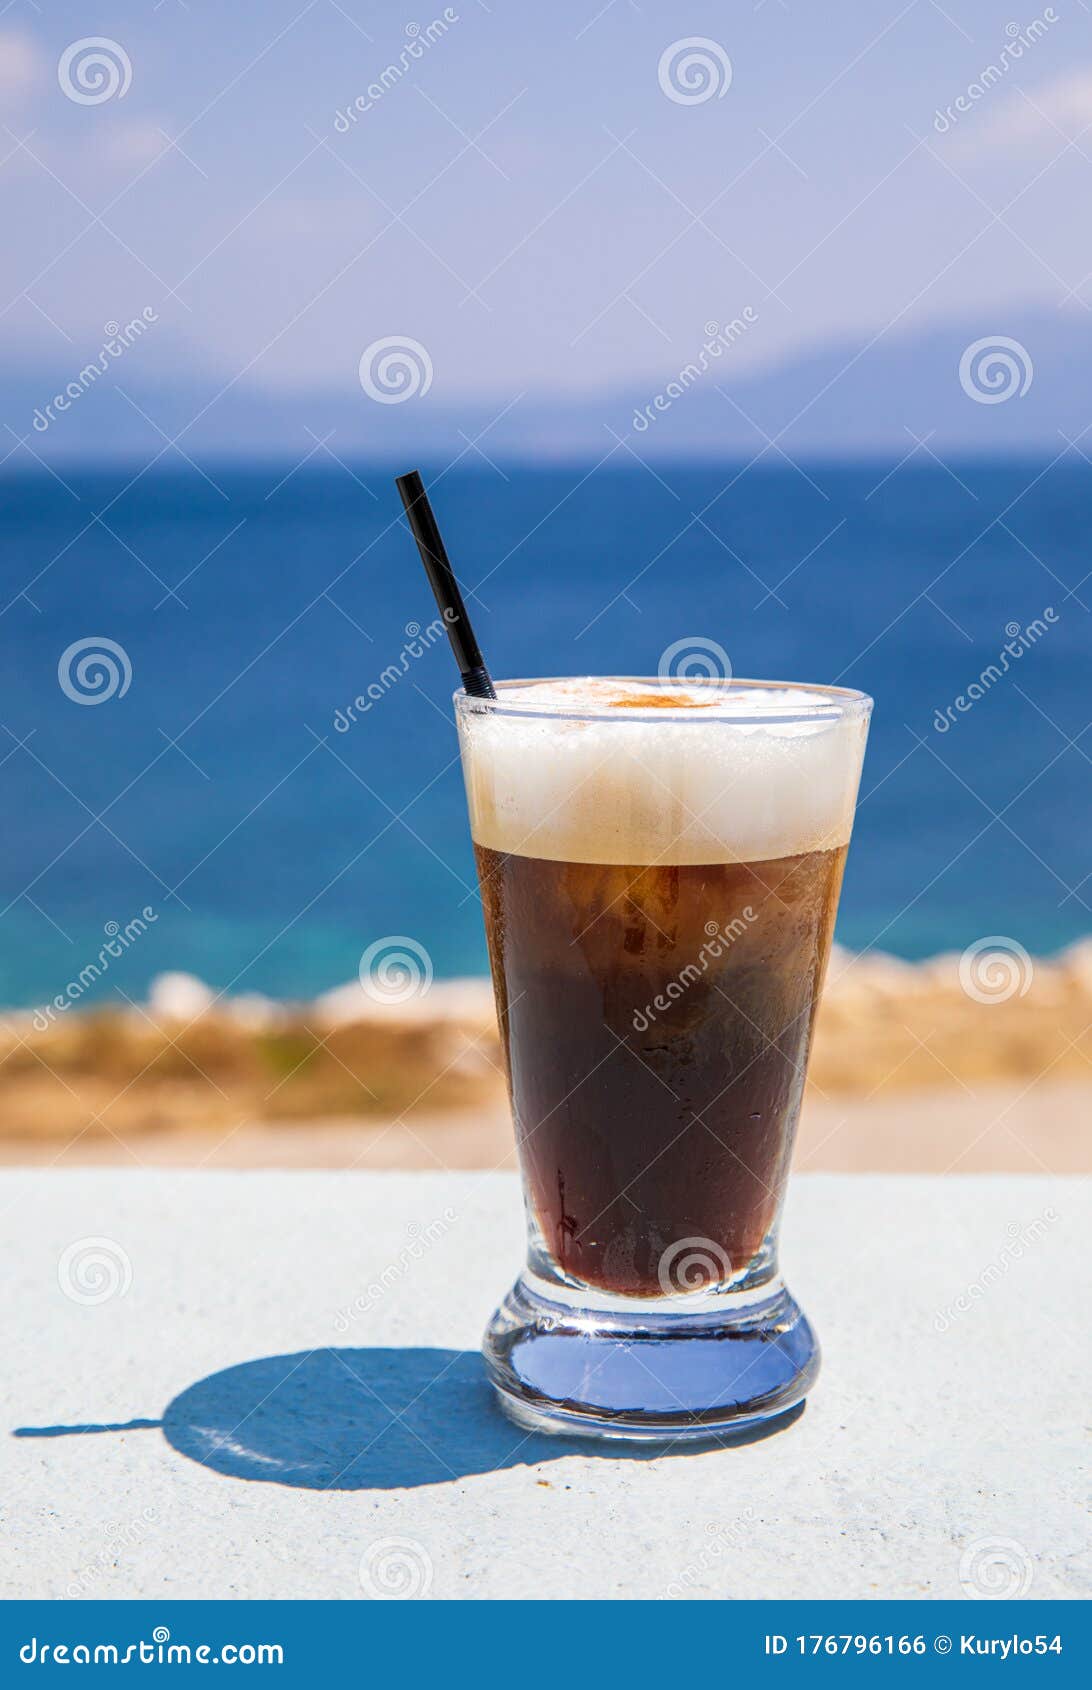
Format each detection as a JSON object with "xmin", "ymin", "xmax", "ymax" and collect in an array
[{"xmin": 0, "ymin": 1171, "xmax": 1087, "ymax": 1600}]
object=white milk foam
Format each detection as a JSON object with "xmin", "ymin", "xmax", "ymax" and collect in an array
[{"xmin": 457, "ymin": 680, "xmax": 869, "ymax": 867}]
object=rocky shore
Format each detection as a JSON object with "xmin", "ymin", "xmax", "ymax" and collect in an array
[{"xmin": 1, "ymin": 940, "xmax": 1088, "ymax": 1165}]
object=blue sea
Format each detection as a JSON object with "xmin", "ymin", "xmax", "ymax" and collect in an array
[{"xmin": 1, "ymin": 457, "xmax": 1087, "ymax": 1010}]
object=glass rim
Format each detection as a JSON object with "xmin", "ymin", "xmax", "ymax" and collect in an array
[{"xmin": 453, "ymin": 676, "xmax": 873, "ymax": 724}]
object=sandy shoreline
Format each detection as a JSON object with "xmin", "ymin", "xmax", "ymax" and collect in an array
[
  {"xmin": 2, "ymin": 940, "xmax": 1089, "ymax": 1171},
  {"xmin": 3, "ymin": 1076, "xmax": 1086, "ymax": 1174}
]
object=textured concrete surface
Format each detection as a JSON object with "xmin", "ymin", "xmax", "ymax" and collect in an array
[{"xmin": 0, "ymin": 1170, "xmax": 1087, "ymax": 1601}]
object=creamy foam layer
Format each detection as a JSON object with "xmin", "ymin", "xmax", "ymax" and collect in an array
[{"xmin": 457, "ymin": 680, "xmax": 870, "ymax": 866}]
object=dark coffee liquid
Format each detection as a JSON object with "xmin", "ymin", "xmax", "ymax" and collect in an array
[{"xmin": 475, "ymin": 843, "xmax": 846, "ymax": 1297}]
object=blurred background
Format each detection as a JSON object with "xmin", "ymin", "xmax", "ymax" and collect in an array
[{"xmin": 1, "ymin": 0, "xmax": 1089, "ymax": 1170}]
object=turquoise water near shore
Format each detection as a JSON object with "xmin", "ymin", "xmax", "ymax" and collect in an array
[{"xmin": 0, "ymin": 457, "xmax": 1087, "ymax": 1009}]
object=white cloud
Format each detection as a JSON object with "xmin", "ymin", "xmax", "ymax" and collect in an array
[
  {"xmin": 99, "ymin": 123, "xmax": 172, "ymax": 168},
  {"xmin": 956, "ymin": 68, "xmax": 1092, "ymax": 158},
  {"xmin": 0, "ymin": 29, "xmax": 42, "ymax": 102}
]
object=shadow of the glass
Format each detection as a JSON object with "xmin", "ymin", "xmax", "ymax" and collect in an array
[{"xmin": 14, "ymin": 1347, "xmax": 802, "ymax": 1489}]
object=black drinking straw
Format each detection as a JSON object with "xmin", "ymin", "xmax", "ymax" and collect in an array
[{"xmin": 395, "ymin": 469, "xmax": 496, "ymax": 700}]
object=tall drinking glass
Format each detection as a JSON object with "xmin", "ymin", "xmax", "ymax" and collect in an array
[{"xmin": 456, "ymin": 677, "xmax": 872, "ymax": 1439}]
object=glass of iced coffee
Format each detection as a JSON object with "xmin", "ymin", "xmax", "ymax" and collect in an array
[{"xmin": 456, "ymin": 676, "xmax": 871, "ymax": 1440}]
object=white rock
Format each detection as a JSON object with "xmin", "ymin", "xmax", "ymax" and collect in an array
[
  {"xmin": 223, "ymin": 993, "xmax": 284, "ymax": 1031},
  {"xmin": 313, "ymin": 976, "xmax": 495, "ymax": 1027},
  {"xmin": 1058, "ymin": 937, "xmax": 1092, "ymax": 995},
  {"xmin": 146, "ymin": 972, "xmax": 216, "ymax": 1021},
  {"xmin": 826, "ymin": 948, "xmax": 924, "ymax": 1000}
]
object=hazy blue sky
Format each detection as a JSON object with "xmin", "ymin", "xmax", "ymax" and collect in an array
[{"xmin": 1, "ymin": 0, "xmax": 1089, "ymax": 403}]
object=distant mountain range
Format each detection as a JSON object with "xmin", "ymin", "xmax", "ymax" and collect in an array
[{"xmin": 3, "ymin": 306, "xmax": 1089, "ymax": 465}]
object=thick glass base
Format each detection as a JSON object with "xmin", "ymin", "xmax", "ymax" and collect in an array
[{"xmin": 483, "ymin": 1271, "xmax": 819, "ymax": 1443}]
